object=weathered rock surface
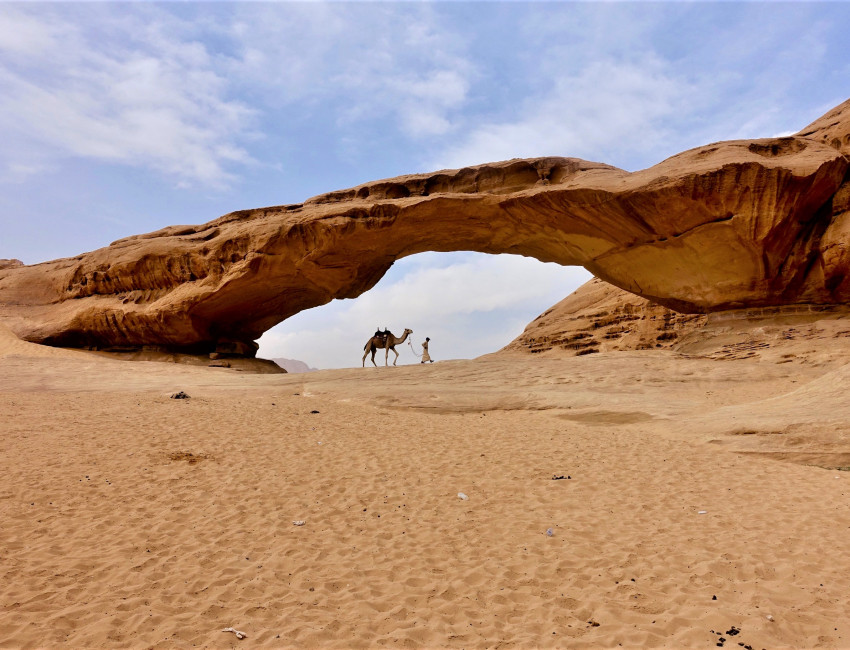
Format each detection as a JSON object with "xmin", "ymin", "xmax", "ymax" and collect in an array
[
  {"xmin": 504, "ymin": 276, "xmax": 850, "ymax": 358},
  {"xmin": 1, "ymin": 99, "xmax": 849, "ymax": 353},
  {"xmin": 502, "ymin": 278, "xmax": 707, "ymax": 356}
]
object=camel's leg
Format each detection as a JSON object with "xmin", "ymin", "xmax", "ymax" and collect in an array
[
  {"xmin": 391, "ymin": 347, "xmax": 400, "ymax": 366},
  {"xmin": 384, "ymin": 346, "xmax": 389, "ymax": 366},
  {"xmin": 362, "ymin": 346, "xmax": 368, "ymax": 367}
]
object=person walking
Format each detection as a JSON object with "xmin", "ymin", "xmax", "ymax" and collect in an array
[{"xmin": 420, "ymin": 337, "xmax": 433, "ymax": 363}]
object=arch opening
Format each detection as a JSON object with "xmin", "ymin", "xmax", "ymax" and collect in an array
[{"xmin": 257, "ymin": 252, "xmax": 591, "ymax": 369}]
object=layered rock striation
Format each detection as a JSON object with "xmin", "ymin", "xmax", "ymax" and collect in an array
[
  {"xmin": 1, "ymin": 99, "xmax": 850, "ymax": 354},
  {"xmin": 502, "ymin": 278, "xmax": 708, "ymax": 357}
]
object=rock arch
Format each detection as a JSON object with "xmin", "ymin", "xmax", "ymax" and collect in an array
[{"xmin": 1, "ymin": 99, "xmax": 849, "ymax": 355}]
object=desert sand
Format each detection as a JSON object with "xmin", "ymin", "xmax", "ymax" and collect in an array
[{"xmin": 2, "ymin": 312, "xmax": 850, "ymax": 650}]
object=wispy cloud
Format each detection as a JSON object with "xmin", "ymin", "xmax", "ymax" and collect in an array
[
  {"xmin": 0, "ymin": 4, "xmax": 477, "ymax": 188},
  {"xmin": 0, "ymin": 5, "xmax": 256, "ymax": 187},
  {"xmin": 431, "ymin": 55, "xmax": 690, "ymax": 172},
  {"xmin": 1, "ymin": 161, "xmax": 52, "ymax": 185},
  {"xmin": 227, "ymin": 3, "xmax": 474, "ymax": 140},
  {"xmin": 428, "ymin": 4, "xmax": 843, "ymax": 173}
]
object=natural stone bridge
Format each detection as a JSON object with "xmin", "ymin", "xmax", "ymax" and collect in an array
[{"xmin": 1, "ymin": 99, "xmax": 849, "ymax": 356}]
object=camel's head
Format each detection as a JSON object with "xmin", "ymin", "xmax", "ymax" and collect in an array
[{"xmin": 404, "ymin": 328, "xmax": 413, "ymax": 335}]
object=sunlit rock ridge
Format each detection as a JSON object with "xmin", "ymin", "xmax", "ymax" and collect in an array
[{"xmin": 1, "ymin": 99, "xmax": 849, "ymax": 355}]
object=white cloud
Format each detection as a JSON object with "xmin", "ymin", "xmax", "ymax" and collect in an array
[
  {"xmin": 0, "ymin": 6, "xmax": 66, "ymax": 56},
  {"xmin": 227, "ymin": 4, "xmax": 474, "ymax": 140},
  {"xmin": 0, "ymin": 5, "xmax": 256, "ymax": 187},
  {"xmin": 2, "ymin": 162, "xmax": 51, "ymax": 185},
  {"xmin": 0, "ymin": 4, "xmax": 479, "ymax": 187},
  {"xmin": 258, "ymin": 253, "xmax": 591, "ymax": 369},
  {"xmin": 347, "ymin": 255, "xmax": 574, "ymax": 321},
  {"xmin": 431, "ymin": 55, "xmax": 691, "ymax": 171},
  {"xmin": 391, "ymin": 69, "xmax": 470, "ymax": 136}
]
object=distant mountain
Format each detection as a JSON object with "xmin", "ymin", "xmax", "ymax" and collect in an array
[{"xmin": 269, "ymin": 358, "xmax": 318, "ymax": 373}]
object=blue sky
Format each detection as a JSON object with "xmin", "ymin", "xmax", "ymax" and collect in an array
[{"xmin": 1, "ymin": 2, "xmax": 848, "ymax": 368}]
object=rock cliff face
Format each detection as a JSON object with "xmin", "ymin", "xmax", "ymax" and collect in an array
[
  {"xmin": 502, "ymin": 278, "xmax": 707, "ymax": 356},
  {"xmin": 1, "ymin": 99, "xmax": 849, "ymax": 354}
]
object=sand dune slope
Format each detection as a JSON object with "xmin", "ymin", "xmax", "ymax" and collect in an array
[{"xmin": 0, "ymin": 323, "xmax": 86, "ymax": 359}]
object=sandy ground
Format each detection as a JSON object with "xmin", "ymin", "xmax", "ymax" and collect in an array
[{"xmin": 2, "ymin": 317, "xmax": 850, "ymax": 649}]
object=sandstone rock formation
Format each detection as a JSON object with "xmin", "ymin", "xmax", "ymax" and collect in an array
[
  {"xmin": 1, "ymin": 99, "xmax": 849, "ymax": 354},
  {"xmin": 502, "ymin": 278, "xmax": 707, "ymax": 356}
]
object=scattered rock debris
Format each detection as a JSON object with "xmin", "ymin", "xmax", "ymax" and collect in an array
[
  {"xmin": 222, "ymin": 627, "xmax": 247, "ymax": 639},
  {"xmin": 170, "ymin": 391, "xmax": 190, "ymax": 399},
  {"xmin": 167, "ymin": 451, "xmax": 209, "ymax": 464},
  {"xmin": 552, "ymin": 474, "xmax": 571, "ymax": 480},
  {"xmin": 711, "ymin": 627, "xmax": 748, "ymax": 648}
]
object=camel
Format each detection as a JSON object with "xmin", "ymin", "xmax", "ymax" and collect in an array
[{"xmin": 362, "ymin": 328, "xmax": 413, "ymax": 367}]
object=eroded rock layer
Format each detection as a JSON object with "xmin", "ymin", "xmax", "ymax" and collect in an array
[
  {"xmin": 1, "ymin": 99, "xmax": 850, "ymax": 353},
  {"xmin": 501, "ymin": 278, "xmax": 707, "ymax": 356}
]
